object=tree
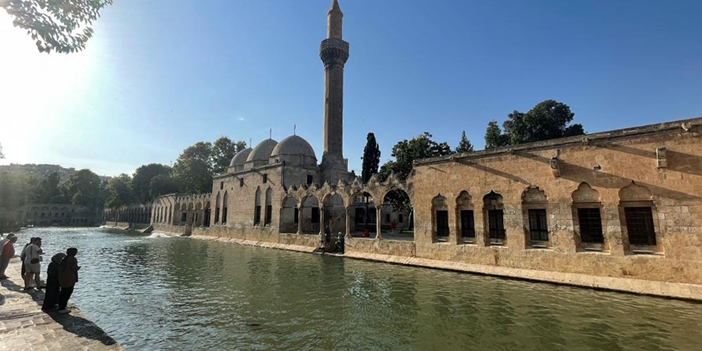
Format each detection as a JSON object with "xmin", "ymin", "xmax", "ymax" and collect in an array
[
  {"xmin": 379, "ymin": 132, "xmax": 452, "ymax": 181},
  {"xmin": 63, "ymin": 169, "xmax": 101, "ymax": 208},
  {"xmin": 455, "ymin": 131, "xmax": 474, "ymax": 153},
  {"xmin": 132, "ymin": 163, "xmax": 172, "ymax": 203},
  {"xmin": 105, "ymin": 174, "xmax": 134, "ymax": 208},
  {"xmin": 361, "ymin": 133, "xmax": 381, "ymax": 183},
  {"xmin": 502, "ymin": 100, "xmax": 584, "ymax": 145},
  {"xmin": 149, "ymin": 174, "xmax": 180, "ymax": 199},
  {"xmin": 1, "ymin": 0, "xmax": 113, "ymax": 53},
  {"xmin": 484, "ymin": 121, "xmax": 510, "ymax": 149},
  {"xmin": 212, "ymin": 137, "xmax": 247, "ymax": 174},
  {"xmin": 41, "ymin": 171, "xmax": 64, "ymax": 203},
  {"xmin": 172, "ymin": 142, "xmax": 213, "ymax": 194}
]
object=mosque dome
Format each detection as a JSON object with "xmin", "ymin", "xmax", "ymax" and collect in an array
[
  {"xmin": 270, "ymin": 135, "xmax": 317, "ymax": 167},
  {"xmin": 229, "ymin": 148, "xmax": 252, "ymax": 168},
  {"xmin": 271, "ymin": 135, "xmax": 316, "ymax": 159},
  {"xmin": 245, "ymin": 139, "xmax": 278, "ymax": 168}
]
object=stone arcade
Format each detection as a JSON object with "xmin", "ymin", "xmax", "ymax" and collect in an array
[{"xmin": 105, "ymin": 0, "xmax": 702, "ymax": 300}]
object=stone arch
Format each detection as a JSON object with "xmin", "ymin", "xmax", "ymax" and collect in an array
[
  {"xmin": 264, "ymin": 188, "xmax": 273, "ymax": 226},
  {"xmin": 379, "ymin": 188, "xmax": 413, "ymax": 240},
  {"xmin": 432, "ymin": 194, "xmax": 449, "ymax": 241},
  {"xmin": 456, "ymin": 191, "xmax": 475, "ymax": 242},
  {"xmin": 222, "ymin": 192, "xmax": 229, "ymax": 224},
  {"xmin": 300, "ymin": 194, "xmax": 320, "ymax": 234},
  {"xmin": 522, "ymin": 186, "xmax": 549, "ymax": 246},
  {"xmin": 483, "ymin": 191, "xmax": 505, "ymax": 245},
  {"xmin": 571, "ymin": 182, "xmax": 605, "ymax": 248},
  {"xmin": 619, "ymin": 181, "xmax": 653, "ymax": 202},
  {"xmin": 214, "ymin": 193, "xmax": 221, "ymax": 224},
  {"xmin": 323, "ymin": 193, "xmax": 346, "ymax": 236},
  {"xmin": 280, "ymin": 195, "xmax": 299, "ymax": 233},
  {"xmin": 572, "ymin": 182, "xmax": 601, "ymax": 203},
  {"xmin": 350, "ymin": 191, "xmax": 376, "ymax": 236}
]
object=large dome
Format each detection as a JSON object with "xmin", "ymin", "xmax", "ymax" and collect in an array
[
  {"xmin": 271, "ymin": 135, "xmax": 316, "ymax": 158},
  {"xmin": 229, "ymin": 148, "xmax": 252, "ymax": 168},
  {"xmin": 246, "ymin": 139, "xmax": 278, "ymax": 167}
]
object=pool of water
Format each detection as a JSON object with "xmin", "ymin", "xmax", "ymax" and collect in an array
[{"xmin": 11, "ymin": 227, "xmax": 702, "ymax": 351}]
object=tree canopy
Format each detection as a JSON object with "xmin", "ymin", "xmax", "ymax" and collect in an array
[
  {"xmin": 361, "ymin": 133, "xmax": 381, "ymax": 183},
  {"xmin": 132, "ymin": 163, "xmax": 172, "ymax": 203},
  {"xmin": 63, "ymin": 169, "xmax": 102, "ymax": 208},
  {"xmin": 212, "ymin": 137, "xmax": 247, "ymax": 174},
  {"xmin": 485, "ymin": 100, "xmax": 584, "ymax": 148},
  {"xmin": 105, "ymin": 174, "xmax": 134, "ymax": 208},
  {"xmin": 379, "ymin": 132, "xmax": 452, "ymax": 181},
  {"xmin": 455, "ymin": 130, "xmax": 474, "ymax": 153},
  {"xmin": 1, "ymin": 0, "xmax": 113, "ymax": 53}
]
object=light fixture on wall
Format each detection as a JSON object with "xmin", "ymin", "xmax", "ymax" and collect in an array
[
  {"xmin": 593, "ymin": 164, "xmax": 602, "ymax": 173},
  {"xmin": 656, "ymin": 147, "xmax": 667, "ymax": 169},
  {"xmin": 550, "ymin": 157, "xmax": 561, "ymax": 177}
]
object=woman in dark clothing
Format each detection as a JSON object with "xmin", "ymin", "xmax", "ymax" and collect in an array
[
  {"xmin": 42, "ymin": 253, "xmax": 66, "ymax": 311},
  {"xmin": 58, "ymin": 248, "xmax": 79, "ymax": 314}
]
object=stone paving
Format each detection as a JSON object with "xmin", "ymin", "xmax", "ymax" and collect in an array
[{"xmin": 0, "ymin": 258, "xmax": 124, "ymax": 351}]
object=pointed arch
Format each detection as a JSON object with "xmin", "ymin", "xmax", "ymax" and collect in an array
[
  {"xmin": 432, "ymin": 194, "xmax": 449, "ymax": 241},
  {"xmin": 483, "ymin": 191, "xmax": 505, "ymax": 245},
  {"xmin": 214, "ymin": 192, "xmax": 221, "ymax": 224},
  {"xmin": 254, "ymin": 187, "xmax": 262, "ymax": 226},
  {"xmin": 264, "ymin": 188, "xmax": 273, "ymax": 226},
  {"xmin": 522, "ymin": 186, "xmax": 549, "ymax": 246},
  {"xmin": 619, "ymin": 181, "xmax": 658, "ymax": 249},
  {"xmin": 222, "ymin": 192, "xmax": 229, "ymax": 224},
  {"xmin": 456, "ymin": 191, "xmax": 475, "ymax": 242}
]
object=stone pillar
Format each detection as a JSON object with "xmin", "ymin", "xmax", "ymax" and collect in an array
[
  {"xmin": 297, "ymin": 204, "xmax": 304, "ymax": 234},
  {"xmin": 376, "ymin": 206, "xmax": 382, "ymax": 240},
  {"xmin": 474, "ymin": 209, "xmax": 487, "ymax": 247},
  {"xmin": 319, "ymin": 208, "xmax": 326, "ymax": 242},
  {"xmin": 345, "ymin": 206, "xmax": 352, "ymax": 237},
  {"xmin": 603, "ymin": 204, "xmax": 626, "ymax": 256}
]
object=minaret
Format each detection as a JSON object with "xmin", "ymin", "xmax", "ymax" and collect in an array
[{"xmin": 320, "ymin": 0, "xmax": 350, "ymax": 184}]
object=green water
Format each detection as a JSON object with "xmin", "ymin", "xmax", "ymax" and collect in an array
[{"xmin": 11, "ymin": 227, "xmax": 702, "ymax": 351}]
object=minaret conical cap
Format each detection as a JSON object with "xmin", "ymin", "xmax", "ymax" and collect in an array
[{"xmin": 330, "ymin": 0, "xmax": 342, "ymax": 13}]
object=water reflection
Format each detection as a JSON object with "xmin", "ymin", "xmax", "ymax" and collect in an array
[{"xmin": 11, "ymin": 228, "xmax": 702, "ymax": 351}]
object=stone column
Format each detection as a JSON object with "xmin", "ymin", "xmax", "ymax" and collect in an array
[
  {"xmin": 319, "ymin": 208, "xmax": 326, "ymax": 242},
  {"xmin": 345, "ymin": 206, "xmax": 352, "ymax": 237},
  {"xmin": 603, "ymin": 204, "xmax": 626, "ymax": 256},
  {"xmin": 376, "ymin": 206, "xmax": 382, "ymax": 240},
  {"xmin": 474, "ymin": 209, "xmax": 487, "ymax": 247},
  {"xmin": 297, "ymin": 204, "xmax": 304, "ymax": 234}
]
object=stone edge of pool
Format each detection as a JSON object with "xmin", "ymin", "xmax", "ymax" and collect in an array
[{"xmin": 180, "ymin": 233, "xmax": 702, "ymax": 302}]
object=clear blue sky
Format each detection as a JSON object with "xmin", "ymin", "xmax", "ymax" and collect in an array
[{"xmin": 1, "ymin": 0, "xmax": 701, "ymax": 177}]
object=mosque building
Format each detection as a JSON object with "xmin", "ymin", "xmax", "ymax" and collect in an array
[{"xmin": 105, "ymin": 0, "xmax": 702, "ymax": 301}]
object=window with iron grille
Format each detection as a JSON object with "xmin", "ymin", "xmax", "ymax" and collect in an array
[
  {"xmin": 263, "ymin": 174, "xmax": 268, "ymax": 183},
  {"xmin": 488, "ymin": 210, "xmax": 505, "ymax": 240},
  {"xmin": 461, "ymin": 210, "xmax": 475, "ymax": 238},
  {"xmin": 239, "ymin": 178, "xmax": 244, "ymax": 187},
  {"xmin": 528, "ymin": 209, "xmax": 548, "ymax": 241},
  {"xmin": 578, "ymin": 208, "xmax": 604, "ymax": 243},
  {"xmin": 311, "ymin": 207, "xmax": 320, "ymax": 224},
  {"xmin": 254, "ymin": 206, "xmax": 261, "ymax": 225},
  {"xmin": 436, "ymin": 210, "xmax": 449, "ymax": 237},
  {"xmin": 624, "ymin": 207, "xmax": 656, "ymax": 246}
]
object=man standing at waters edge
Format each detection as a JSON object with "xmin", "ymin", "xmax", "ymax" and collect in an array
[
  {"xmin": 0, "ymin": 234, "xmax": 18, "ymax": 279},
  {"xmin": 22, "ymin": 237, "xmax": 44, "ymax": 290}
]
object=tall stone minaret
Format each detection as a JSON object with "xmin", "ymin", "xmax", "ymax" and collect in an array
[{"xmin": 320, "ymin": 0, "xmax": 350, "ymax": 184}]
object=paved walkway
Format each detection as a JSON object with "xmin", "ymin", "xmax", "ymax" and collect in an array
[{"xmin": 0, "ymin": 258, "xmax": 124, "ymax": 351}]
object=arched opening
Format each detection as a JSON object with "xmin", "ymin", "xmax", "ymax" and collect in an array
[
  {"xmin": 350, "ymin": 191, "xmax": 375, "ymax": 237},
  {"xmin": 254, "ymin": 187, "xmax": 262, "ymax": 226},
  {"xmin": 381, "ymin": 189, "xmax": 413, "ymax": 241},
  {"xmin": 222, "ymin": 192, "xmax": 228, "ymax": 224},
  {"xmin": 432, "ymin": 194, "xmax": 449, "ymax": 242},
  {"xmin": 522, "ymin": 186, "xmax": 549, "ymax": 248},
  {"xmin": 300, "ymin": 195, "xmax": 320, "ymax": 234},
  {"xmin": 572, "ymin": 183, "xmax": 605, "ymax": 251},
  {"xmin": 456, "ymin": 191, "xmax": 475, "ymax": 244},
  {"xmin": 195, "ymin": 202, "xmax": 202, "ymax": 226},
  {"xmin": 483, "ymin": 191, "xmax": 505, "ymax": 246},
  {"xmin": 619, "ymin": 182, "xmax": 659, "ymax": 253},
  {"xmin": 279, "ymin": 196, "xmax": 299, "ymax": 233},
  {"xmin": 323, "ymin": 193, "xmax": 346, "ymax": 236},
  {"xmin": 180, "ymin": 203, "xmax": 187, "ymax": 225},
  {"xmin": 214, "ymin": 193, "xmax": 221, "ymax": 224},
  {"xmin": 264, "ymin": 188, "xmax": 273, "ymax": 226},
  {"xmin": 204, "ymin": 201, "xmax": 211, "ymax": 227}
]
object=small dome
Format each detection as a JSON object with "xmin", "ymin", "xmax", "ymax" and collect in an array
[
  {"xmin": 246, "ymin": 139, "xmax": 278, "ymax": 163},
  {"xmin": 271, "ymin": 135, "xmax": 316, "ymax": 158},
  {"xmin": 229, "ymin": 148, "xmax": 253, "ymax": 167}
]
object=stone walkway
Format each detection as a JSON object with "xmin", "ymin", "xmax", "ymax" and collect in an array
[{"xmin": 0, "ymin": 258, "xmax": 124, "ymax": 351}]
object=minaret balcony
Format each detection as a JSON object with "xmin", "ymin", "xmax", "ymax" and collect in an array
[{"xmin": 320, "ymin": 38, "xmax": 349, "ymax": 66}]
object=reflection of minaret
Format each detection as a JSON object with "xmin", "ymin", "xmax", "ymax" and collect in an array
[{"xmin": 320, "ymin": 0, "xmax": 350, "ymax": 183}]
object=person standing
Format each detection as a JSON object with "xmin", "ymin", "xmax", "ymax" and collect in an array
[
  {"xmin": 22, "ymin": 237, "xmax": 43, "ymax": 290},
  {"xmin": 19, "ymin": 237, "xmax": 35, "ymax": 279},
  {"xmin": 42, "ymin": 253, "xmax": 66, "ymax": 311},
  {"xmin": 0, "ymin": 234, "xmax": 17, "ymax": 279},
  {"xmin": 58, "ymin": 248, "xmax": 79, "ymax": 314}
]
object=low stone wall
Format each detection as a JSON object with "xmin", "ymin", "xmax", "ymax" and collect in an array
[
  {"xmin": 153, "ymin": 223, "xmax": 188, "ymax": 236},
  {"xmin": 104, "ymin": 222, "xmax": 151, "ymax": 230},
  {"xmin": 346, "ymin": 238, "xmax": 416, "ymax": 257},
  {"xmin": 192, "ymin": 225, "xmax": 319, "ymax": 248}
]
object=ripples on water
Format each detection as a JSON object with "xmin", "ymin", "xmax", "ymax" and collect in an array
[{"xmin": 13, "ymin": 228, "xmax": 702, "ymax": 351}]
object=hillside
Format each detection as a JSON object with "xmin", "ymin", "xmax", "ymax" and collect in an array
[{"xmin": 0, "ymin": 164, "xmax": 111, "ymax": 184}]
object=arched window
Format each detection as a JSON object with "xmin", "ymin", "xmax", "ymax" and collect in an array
[
  {"xmin": 254, "ymin": 187, "xmax": 262, "ymax": 226},
  {"xmin": 483, "ymin": 191, "xmax": 505, "ymax": 245},
  {"xmin": 619, "ymin": 182, "xmax": 658, "ymax": 251},
  {"xmin": 522, "ymin": 186, "xmax": 549, "ymax": 248},
  {"xmin": 222, "ymin": 192, "xmax": 228, "ymax": 224},
  {"xmin": 572, "ymin": 183, "xmax": 605, "ymax": 249},
  {"xmin": 432, "ymin": 194, "xmax": 449, "ymax": 241},
  {"xmin": 265, "ymin": 188, "xmax": 273, "ymax": 226},
  {"xmin": 456, "ymin": 191, "xmax": 474, "ymax": 243}
]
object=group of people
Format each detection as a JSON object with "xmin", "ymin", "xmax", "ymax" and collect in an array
[
  {"xmin": 0, "ymin": 234, "xmax": 80, "ymax": 314},
  {"xmin": 319, "ymin": 217, "xmax": 345, "ymax": 254}
]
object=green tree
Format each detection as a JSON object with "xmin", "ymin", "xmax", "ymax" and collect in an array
[
  {"xmin": 1, "ymin": 0, "xmax": 113, "ymax": 53},
  {"xmin": 105, "ymin": 174, "xmax": 134, "ymax": 208},
  {"xmin": 484, "ymin": 120, "xmax": 510, "ymax": 149},
  {"xmin": 502, "ymin": 100, "xmax": 584, "ymax": 145},
  {"xmin": 172, "ymin": 142, "xmax": 213, "ymax": 194},
  {"xmin": 379, "ymin": 132, "xmax": 452, "ymax": 181},
  {"xmin": 455, "ymin": 130, "xmax": 474, "ymax": 153},
  {"xmin": 41, "ymin": 171, "xmax": 65, "ymax": 203},
  {"xmin": 361, "ymin": 132, "xmax": 381, "ymax": 183},
  {"xmin": 212, "ymin": 137, "xmax": 247, "ymax": 174},
  {"xmin": 149, "ymin": 174, "xmax": 180, "ymax": 199},
  {"xmin": 63, "ymin": 169, "xmax": 101, "ymax": 208},
  {"xmin": 132, "ymin": 163, "xmax": 172, "ymax": 203}
]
